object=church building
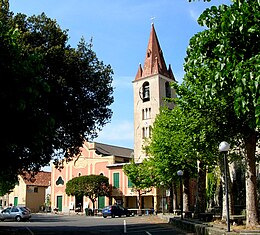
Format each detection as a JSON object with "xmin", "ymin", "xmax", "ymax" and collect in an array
[{"xmin": 51, "ymin": 23, "xmax": 177, "ymax": 213}]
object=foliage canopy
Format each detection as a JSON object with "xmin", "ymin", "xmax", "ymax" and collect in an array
[
  {"xmin": 65, "ymin": 175, "xmax": 110, "ymax": 203},
  {"xmin": 0, "ymin": 1, "xmax": 114, "ymax": 194},
  {"xmin": 146, "ymin": 0, "xmax": 259, "ymax": 226}
]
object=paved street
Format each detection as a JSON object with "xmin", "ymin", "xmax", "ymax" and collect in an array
[{"xmin": 0, "ymin": 213, "xmax": 186, "ymax": 235}]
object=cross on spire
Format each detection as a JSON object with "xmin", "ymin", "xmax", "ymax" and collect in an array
[{"xmin": 150, "ymin": 17, "xmax": 156, "ymax": 25}]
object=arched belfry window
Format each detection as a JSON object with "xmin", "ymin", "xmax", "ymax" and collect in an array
[
  {"xmin": 165, "ymin": 81, "xmax": 171, "ymax": 98},
  {"xmin": 142, "ymin": 82, "xmax": 150, "ymax": 102}
]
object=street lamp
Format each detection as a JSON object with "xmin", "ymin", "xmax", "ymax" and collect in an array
[
  {"xmin": 177, "ymin": 170, "xmax": 183, "ymax": 220},
  {"xmin": 219, "ymin": 141, "xmax": 230, "ymax": 232}
]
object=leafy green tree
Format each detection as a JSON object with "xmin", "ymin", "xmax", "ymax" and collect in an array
[
  {"xmin": 65, "ymin": 175, "xmax": 110, "ymax": 211},
  {"xmin": 0, "ymin": 1, "xmax": 113, "ymax": 194},
  {"xmin": 145, "ymin": 106, "xmax": 216, "ymax": 214},
  {"xmin": 123, "ymin": 160, "xmax": 154, "ymax": 211},
  {"xmin": 175, "ymin": 0, "xmax": 259, "ymax": 226}
]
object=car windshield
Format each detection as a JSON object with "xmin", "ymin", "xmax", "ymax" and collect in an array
[{"xmin": 2, "ymin": 208, "xmax": 11, "ymax": 213}]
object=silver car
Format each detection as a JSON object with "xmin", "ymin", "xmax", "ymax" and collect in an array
[{"xmin": 0, "ymin": 206, "xmax": 31, "ymax": 222}]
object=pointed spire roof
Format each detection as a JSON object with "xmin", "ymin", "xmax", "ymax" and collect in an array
[{"xmin": 135, "ymin": 23, "xmax": 174, "ymax": 81}]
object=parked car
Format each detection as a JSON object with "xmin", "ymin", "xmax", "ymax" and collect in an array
[
  {"xmin": 102, "ymin": 204, "xmax": 131, "ymax": 218},
  {"xmin": 0, "ymin": 206, "xmax": 31, "ymax": 222}
]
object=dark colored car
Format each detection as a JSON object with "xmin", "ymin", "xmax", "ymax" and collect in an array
[
  {"xmin": 0, "ymin": 206, "xmax": 31, "ymax": 222},
  {"xmin": 102, "ymin": 204, "xmax": 131, "ymax": 218}
]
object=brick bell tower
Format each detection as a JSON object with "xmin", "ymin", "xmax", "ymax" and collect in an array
[{"xmin": 133, "ymin": 23, "xmax": 176, "ymax": 163}]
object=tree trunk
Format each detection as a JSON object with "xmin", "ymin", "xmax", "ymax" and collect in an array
[
  {"xmin": 168, "ymin": 183, "xmax": 174, "ymax": 213},
  {"xmin": 194, "ymin": 161, "xmax": 207, "ymax": 218},
  {"xmin": 137, "ymin": 190, "xmax": 141, "ymax": 210},
  {"xmin": 244, "ymin": 131, "xmax": 258, "ymax": 227},
  {"xmin": 173, "ymin": 182, "xmax": 178, "ymax": 212},
  {"xmin": 183, "ymin": 172, "xmax": 190, "ymax": 212},
  {"xmin": 137, "ymin": 190, "xmax": 142, "ymax": 215},
  {"xmin": 90, "ymin": 198, "xmax": 95, "ymax": 216}
]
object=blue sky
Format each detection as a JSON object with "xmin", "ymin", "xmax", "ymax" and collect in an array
[{"xmin": 9, "ymin": 0, "xmax": 231, "ymax": 151}]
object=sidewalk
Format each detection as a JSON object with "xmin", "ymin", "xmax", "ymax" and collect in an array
[{"xmin": 157, "ymin": 213, "xmax": 260, "ymax": 235}]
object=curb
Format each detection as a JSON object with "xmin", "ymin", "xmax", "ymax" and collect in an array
[{"xmin": 158, "ymin": 214, "xmax": 260, "ymax": 235}]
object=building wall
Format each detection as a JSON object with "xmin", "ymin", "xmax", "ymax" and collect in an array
[
  {"xmin": 0, "ymin": 195, "xmax": 9, "ymax": 209},
  {"xmin": 51, "ymin": 142, "xmax": 115, "ymax": 213},
  {"xmin": 133, "ymin": 74, "xmax": 175, "ymax": 163},
  {"xmin": 26, "ymin": 186, "xmax": 46, "ymax": 212},
  {"xmin": 8, "ymin": 175, "xmax": 47, "ymax": 212},
  {"xmin": 8, "ymin": 176, "xmax": 27, "ymax": 207}
]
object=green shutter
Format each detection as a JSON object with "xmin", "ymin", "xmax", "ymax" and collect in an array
[
  {"xmin": 128, "ymin": 178, "xmax": 133, "ymax": 188},
  {"xmin": 98, "ymin": 196, "xmax": 105, "ymax": 209},
  {"xmin": 113, "ymin": 173, "xmax": 119, "ymax": 188}
]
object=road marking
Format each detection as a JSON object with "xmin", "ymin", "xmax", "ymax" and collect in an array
[
  {"xmin": 26, "ymin": 227, "xmax": 34, "ymax": 235},
  {"xmin": 124, "ymin": 219, "xmax": 127, "ymax": 233},
  {"xmin": 145, "ymin": 231, "xmax": 152, "ymax": 235}
]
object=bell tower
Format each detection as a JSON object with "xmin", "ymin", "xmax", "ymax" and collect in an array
[{"xmin": 133, "ymin": 23, "xmax": 176, "ymax": 162}]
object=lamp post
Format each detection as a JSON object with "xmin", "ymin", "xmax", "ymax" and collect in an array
[
  {"xmin": 219, "ymin": 141, "xmax": 230, "ymax": 232},
  {"xmin": 177, "ymin": 170, "xmax": 183, "ymax": 220}
]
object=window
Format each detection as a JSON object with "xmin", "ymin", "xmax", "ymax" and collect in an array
[
  {"xmin": 11, "ymin": 207, "xmax": 19, "ymax": 212},
  {"xmin": 142, "ymin": 108, "xmax": 151, "ymax": 120},
  {"xmin": 142, "ymin": 126, "xmax": 152, "ymax": 139},
  {"xmin": 56, "ymin": 176, "xmax": 64, "ymax": 186},
  {"xmin": 142, "ymin": 82, "xmax": 150, "ymax": 102},
  {"xmin": 113, "ymin": 173, "xmax": 120, "ymax": 188},
  {"xmin": 165, "ymin": 81, "xmax": 171, "ymax": 98},
  {"xmin": 34, "ymin": 187, "xmax": 38, "ymax": 193},
  {"xmin": 147, "ymin": 49, "xmax": 151, "ymax": 58},
  {"xmin": 128, "ymin": 179, "xmax": 133, "ymax": 188}
]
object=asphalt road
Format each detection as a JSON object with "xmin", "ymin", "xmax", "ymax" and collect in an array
[{"xmin": 0, "ymin": 213, "xmax": 186, "ymax": 235}]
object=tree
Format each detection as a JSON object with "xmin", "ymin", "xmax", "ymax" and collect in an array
[
  {"xmin": 123, "ymin": 160, "xmax": 154, "ymax": 212},
  {"xmin": 145, "ymin": 106, "xmax": 217, "ymax": 215},
  {"xmin": 65, "ymin": 175, "xmax": 110, "ymax": 212},
  {"xmin": 175, "ymin": 0, "xmax": 259, "ymax": 227},
  {"xmin": 0, "ymin": 1, "xmax": 114, "ymax": 194}
]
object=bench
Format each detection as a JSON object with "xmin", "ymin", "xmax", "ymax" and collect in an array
[
  {"xmin": 230, "ymin": 215, "xmax": 245, "ymax": 225},
  {"xmin": 198, "ymin": 212, "xmax": 214, "ymax": 222},
  {"xmin": 173, "ymin": 209, "xmax": 181, "ymax": 215}
]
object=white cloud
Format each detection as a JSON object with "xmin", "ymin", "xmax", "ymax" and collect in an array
[
  {"xmin": 189, "ymin": 9, "xmax": 200, "ymax": 22},
  {"xmin": 112, "ymin": 76, "xmax": 133, "ymax": 90},
  {"xmin": 94, "ymin": 120, "xmax": 134, "ymax": 148}
]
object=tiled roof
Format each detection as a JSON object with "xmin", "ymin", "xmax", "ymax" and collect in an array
[
  {"xmin": 95, "ymin": 142, "xmax": 134, "ymax": 158},
  {"xmin": 21, "ymin": 171, "xmax": 51, "ymax": 187}
]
